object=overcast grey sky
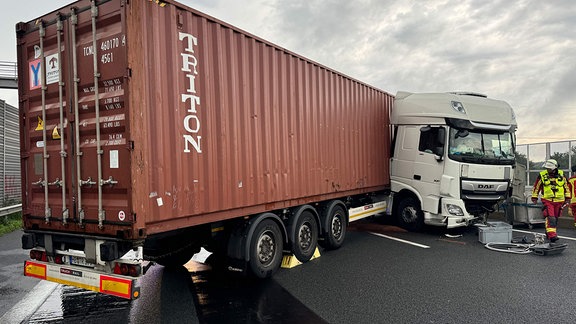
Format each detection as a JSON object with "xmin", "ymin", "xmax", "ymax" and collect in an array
[{"xmin": 1, "ymin": 0, "xmax": 575, "ymax": 145}]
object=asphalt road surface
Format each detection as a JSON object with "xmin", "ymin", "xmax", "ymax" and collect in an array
[{"xmin": 2, "ymin": 218, "xmax": 576, "ymax": 323}]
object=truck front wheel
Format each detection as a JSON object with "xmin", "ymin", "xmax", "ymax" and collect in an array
[
  {"xmin": 397, "ymin": 197, "xmax": 424, "ymax": 232},
  {"xmin": 249, "ymin": 219, "xmax": 283, "ymax": 278}
]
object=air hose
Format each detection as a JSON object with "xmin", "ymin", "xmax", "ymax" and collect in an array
[
  {"xmin": 484, "ymin": 242, "xmax": 533, "ymax": 254},
  {"xmin": 484, "ymin": 237, "xmax": 568, "ymax": 255}
]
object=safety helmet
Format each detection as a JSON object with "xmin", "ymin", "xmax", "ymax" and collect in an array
[{"xmin": 543, "ymin": 159, "xmax": 558, "ymax": 170}]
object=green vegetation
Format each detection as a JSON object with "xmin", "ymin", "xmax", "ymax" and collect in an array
[
  {"xmin": 0, "ymin": 212, "xmax": 22, "ymax": 237},
  {"xmin": 516, "ymin": 146, "xmax": 576, "ymax": 170}
]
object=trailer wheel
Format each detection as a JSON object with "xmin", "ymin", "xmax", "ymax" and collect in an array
[
  {"xmin": 397, "ymin": 197, "xmax": 424, "ymax": 232},
  {"xmin": 289, "ymin": 209, "xmax": 319, "ymax": 263},
  {"xmin": 249, "ymin": 219, "xmax": 283, "ymax": 278},
  {"xmin": 319, "ymin": 203, "xmax": 346, "ymax": 250}
]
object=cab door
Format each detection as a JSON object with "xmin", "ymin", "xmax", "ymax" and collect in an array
[{"xmin": 412, "ymin": 126, "xmax": 445, "ymax": 212}]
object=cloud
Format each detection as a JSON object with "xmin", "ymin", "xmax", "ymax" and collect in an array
[
  {"xmin": 2, "ymin": 0, "xmax": 575, "ymax": 145},
  {"xmin": 261, "ymin": 0, "xmax": 576, "ymax": 144}
]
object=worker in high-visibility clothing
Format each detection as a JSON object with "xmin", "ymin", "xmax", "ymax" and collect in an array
[
  {"xmin": 531, "ymin": 159, "xmax": 571, "ymax": 242},
  {"xmin": 567, "ymin": 165, "xmax": 576, "ymax": 228}
]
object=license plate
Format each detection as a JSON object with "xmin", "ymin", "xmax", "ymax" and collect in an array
[{"xmin": 69, "ymin": 256, "xmax": 95, "ymax": 267}]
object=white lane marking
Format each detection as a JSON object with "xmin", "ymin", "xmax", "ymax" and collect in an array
[
  {"xmin": 369, "ymin": 232, "xmax": 431, "ymax": 249},
  {"xmin": 513, "ymin": 229, "xmax": 576, "ymax": 241},
  {"xmin": 0, "ymin": 280, "xmax": 58, "ymax": 323}
]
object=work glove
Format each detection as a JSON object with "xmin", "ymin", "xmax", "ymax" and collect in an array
[{"xmin": 531, "ymin": 197, "xmax": 538, "ymax": 204}]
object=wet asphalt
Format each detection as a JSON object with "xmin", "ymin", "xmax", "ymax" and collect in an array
[{"xmin": 2, "ymin": 216, "xmax": 576, "ymax": 323}]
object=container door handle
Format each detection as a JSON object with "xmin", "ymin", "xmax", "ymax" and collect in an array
[
  {"xmin": 80, "ymin": 177, "xmax": 97, "ymax": 187},
  {"xmin": 100, "ymin": 176, "xmax": 118, "ymax": 187},
  {"xmin": 48, "ymin": 178, "xmax": 63, "ymax": 187}
]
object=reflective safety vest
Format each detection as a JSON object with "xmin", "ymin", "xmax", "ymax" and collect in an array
[
  {"xmin": 539, "ymin": 169, "xmax": 566, "ymax": 200},
  {"xmin": 569, "ymin": 176, "xmax": 576, "ymax": 204}
]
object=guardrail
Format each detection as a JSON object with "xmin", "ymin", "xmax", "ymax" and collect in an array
[{"xmin": 0, "ymin": 204, "xmax": 22, "ymax": 219}]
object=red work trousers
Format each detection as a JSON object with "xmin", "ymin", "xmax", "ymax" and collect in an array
[{"xmin": 541, "ymin": 199, "xmax": 563, "ymax": 240}]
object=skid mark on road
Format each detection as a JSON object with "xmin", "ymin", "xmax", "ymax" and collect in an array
[
  {"xmin": 437, "ymin": 238, "xmax": 467, "ymax": 245},
  {"xmin": 348, "ymin": 221, "xmax": 408, "ymax": 233}
]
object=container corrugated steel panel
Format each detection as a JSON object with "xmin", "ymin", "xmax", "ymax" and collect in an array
[
  {"xmin": 0, "ymin": 99, "xmax": 21, "ymax": 203},
  {"xmin": 17, "ymin": 0, "xmax": 391, "ymax": 239}
]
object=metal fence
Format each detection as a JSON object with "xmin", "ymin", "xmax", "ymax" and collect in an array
[
  {"xmin": 0, "ymin": 61, "xmax": 17, "ymax": 80},
  {"xmin": 516, "ymin": 140, "xmax": 576, "ymax": 186},
  {"xmin": 1, "ymin": 99, "xmax": 21, "ymax": 204},
  {"xmin": 0, "ymin": 61, "xmax": 17, "ymax": 89}
]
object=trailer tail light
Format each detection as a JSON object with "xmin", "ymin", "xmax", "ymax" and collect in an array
[
  {"xmin": 114, "ymin": 263, "xmax": 128, "ymax": 275},
  {"xmin": 30, "ymin": 250, "xmax": 47, "ymax": 262},
  {"xmin": 54, "ymin": 255, "xmax": 64, "ymax": 264},
  {"xmin": 129, "ymin": 265, "xmax": 139, "ymax": 277},
  {"xmin": 113, "ymin": 262, "xmax": 141, "ymax": 277}
]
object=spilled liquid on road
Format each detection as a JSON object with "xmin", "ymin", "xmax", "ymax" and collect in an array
[{"xmin": 24, "ymin": 262, "xmax": 325, "ymax": 323}]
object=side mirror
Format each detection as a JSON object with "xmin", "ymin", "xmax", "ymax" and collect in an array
[
  {"xmin": 434, "ymin": 146, "xmax": 444, "ymax": 161},
  {"xmin": 435, "ymin": 128, "xmax": 445, "ymax": 161},
  {"xmin": 437, "ymin": 127, "xmax": 446, "ymax": 145}
]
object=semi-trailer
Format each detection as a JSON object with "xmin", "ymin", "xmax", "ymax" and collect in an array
[{"xmin": 17, "ymin": 0, "xmax": 517, "ymax": 299}]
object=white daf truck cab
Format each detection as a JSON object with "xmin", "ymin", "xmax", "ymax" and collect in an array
[{"xmin": 389, "ymin": 91, "xmax": 517, "ymax": 230}]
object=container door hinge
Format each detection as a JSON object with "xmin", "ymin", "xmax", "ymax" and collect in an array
[
  {"xmin": 177, "ymin": 11, "xmax": 183, "ymax": 29},
  {"xmin": 128, "ymin": 140, "xmax": 135, "ymax": 150}
]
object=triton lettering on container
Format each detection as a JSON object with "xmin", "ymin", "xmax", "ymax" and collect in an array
[{"xmin": 16, "ymin": 0, "xmax": 517, "ymax": 299}]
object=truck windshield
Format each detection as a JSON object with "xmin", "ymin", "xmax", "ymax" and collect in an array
[{"xmin": 448, "ymin": 129, "xmax": 515, "ymax": 165}]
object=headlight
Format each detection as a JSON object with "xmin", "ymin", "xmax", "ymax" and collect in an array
[{"xmin": 446, "ymin": 204, "xmax": 464, "ymax": 216}]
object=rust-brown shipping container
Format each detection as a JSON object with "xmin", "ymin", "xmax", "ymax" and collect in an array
[{"xmin": 18, "ymin": 0, "xmax": 392, "ymax": 289}]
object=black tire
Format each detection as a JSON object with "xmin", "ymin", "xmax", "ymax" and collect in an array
[
  {"xmin": 318, "ymin": 203, "xmax": 346, "ymax": 250},
  {"xmin": 397, "ymin": 197, "xmax": 424, "ymax": 232},
  {"xmin": 249, "ymin": 219, "xmax": 283, "ymax": 278},
  {"xmin": 289, "ymin": 209, "xmax": 319, "ymax": 263}
]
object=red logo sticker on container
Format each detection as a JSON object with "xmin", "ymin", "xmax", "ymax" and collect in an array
[{"xmin": 118, "ymin": 211, "xmax": 126, "ymax": 221}]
